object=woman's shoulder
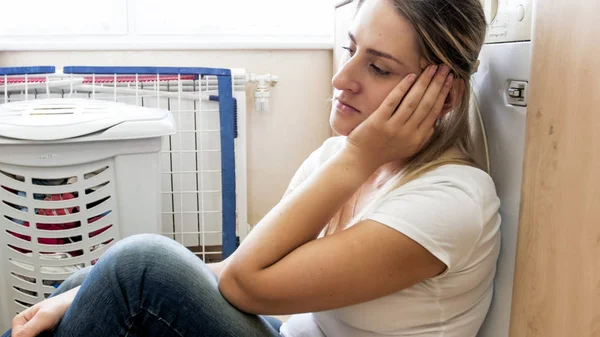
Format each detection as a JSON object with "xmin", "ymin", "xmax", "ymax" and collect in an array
[
  {"xmin": 365, "ymin": 163, "xmax": 500, "ymax": 274},
  {"xmin": 420, "ymin": 164, "xmax": 496, "ymax": 194},
  {"xmin": 419, "ymin": 163, "xmax": 495, "ymax": 185},
  {"xmin": 398, "ymin": 163, "xmax": 500, "ymax": 217}
]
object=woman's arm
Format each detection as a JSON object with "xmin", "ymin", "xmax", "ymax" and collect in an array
[
  {"xmin": 218, "ymin": 148, "xmax": 446, "ymax": 314},
  {"xmin": 218, "ymin": 66, "xmax": 453, "ymax": 314}
]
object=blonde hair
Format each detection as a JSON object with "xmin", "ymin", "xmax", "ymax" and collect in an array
[{"xmin": 325, "ymin": 0, "xmax": 487, "ymax": 235}]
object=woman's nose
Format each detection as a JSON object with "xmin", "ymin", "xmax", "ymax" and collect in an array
[{"xmin": 332, "ymin": 58, "xmax": 361, "ymax": 94}]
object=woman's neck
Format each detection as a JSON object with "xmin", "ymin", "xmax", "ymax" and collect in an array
[{"xmin": 368, "ymin": 160, "xmax": 404, "ymax": 186}]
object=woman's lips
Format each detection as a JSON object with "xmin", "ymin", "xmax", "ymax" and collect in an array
[{"xmin": 335, "ymin": 99, "xmax": 360, "ymax": 115}]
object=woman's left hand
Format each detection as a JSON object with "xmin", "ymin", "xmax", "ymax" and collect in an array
[{"xmin": 344, "ymin": 64, "xmax": 454, "ymax": 169}]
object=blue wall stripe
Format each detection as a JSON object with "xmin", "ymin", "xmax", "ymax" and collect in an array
[
  {"xmin": 0, "ymin": 66, "xmax": 55, "ymax": 75},
  {"xmin": 217, "ymin": 74, "xmax": 237, "ymax": 258}
]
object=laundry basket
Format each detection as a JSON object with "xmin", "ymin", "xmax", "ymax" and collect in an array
[{"xmin": 0, "ymin": 97, "xmax": 175, "ymax": 329}]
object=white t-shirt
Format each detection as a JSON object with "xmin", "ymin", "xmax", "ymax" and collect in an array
[{"xmin": 280, "ymin": 137, "xmax": 501, "ymax": 337}]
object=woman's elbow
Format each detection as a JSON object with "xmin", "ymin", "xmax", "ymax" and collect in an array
[{"xmin": 218, "ymin": 270, "xmax": 266, "ymax": 314}]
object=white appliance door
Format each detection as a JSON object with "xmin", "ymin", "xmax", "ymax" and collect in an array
[{"xmin": 474, "ymin": 41, "xmax": 531, "ymax": 337}]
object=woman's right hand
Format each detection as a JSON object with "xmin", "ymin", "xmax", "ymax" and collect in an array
[
  {"xmin": 345, "ymin": 65, "xmax": 454, "ymax": 168},
  {"xmin": 11, "ymin": 286, "xmax": 79, "ymax": 337}
]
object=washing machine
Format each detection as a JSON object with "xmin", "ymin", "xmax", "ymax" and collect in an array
[{"xmin": 469, "ymin": 1, "xmax": 533, "ymax": 336}]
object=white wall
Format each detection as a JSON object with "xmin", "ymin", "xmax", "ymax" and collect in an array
[{"xmin": 0, "ymin": 50, "xmax": 334, "ymax": 225}]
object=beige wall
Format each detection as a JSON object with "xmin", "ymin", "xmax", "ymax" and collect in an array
[{"xmin": 0, "ymin": 50, "xmax": 333, "ymax": 225}]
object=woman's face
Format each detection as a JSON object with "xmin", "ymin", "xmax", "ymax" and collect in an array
[{"xmin": 330, "ymin": 0, "xmax": 426, "ymax": 136}]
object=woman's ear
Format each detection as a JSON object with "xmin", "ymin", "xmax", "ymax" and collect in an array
[{"xmin": 441, "ymin": 77, "xmax": 465, "ymax": 116}]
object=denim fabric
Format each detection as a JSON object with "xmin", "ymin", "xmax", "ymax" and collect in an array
[{"xmin": 3, "ymin": 234, "xmax": 282, "ymax": 337}]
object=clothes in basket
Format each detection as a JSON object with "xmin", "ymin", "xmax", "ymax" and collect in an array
[{"xmin": 3, "ymin": 168, "xmax": 111, "ymax": 288}]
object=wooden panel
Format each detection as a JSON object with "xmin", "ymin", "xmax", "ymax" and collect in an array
[{"xmin": 509, "ymin": 0, "xmax": 600, "ymax": 336}]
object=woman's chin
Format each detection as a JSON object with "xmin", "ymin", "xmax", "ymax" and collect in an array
[
  {"xmin": 330, "ymin": 118, "xmax": 359, "ymax": 136},
  {"xmin": 329, "ymin": 120, "xmax": 350, "ymax": 136},
  {"xmin": 333, "ymin": 127, "xmax": 354, "ymax": 137}
]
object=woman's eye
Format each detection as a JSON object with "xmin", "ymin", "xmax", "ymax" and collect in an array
[
  {"xmin": 342, "ymin": 46, "xmax": 391, "ymax": 76},
  {"xmin": 370, "ymin": 64, "xmax": 391, "ymax": 76},
  {"xmin": 342, "ymin": 46, "xmax": 355, "ymax": 56}
]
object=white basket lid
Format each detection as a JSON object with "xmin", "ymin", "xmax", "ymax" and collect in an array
[{"xmin": 0, "ymin": 98, "xmax": 175, "ymax": 141}]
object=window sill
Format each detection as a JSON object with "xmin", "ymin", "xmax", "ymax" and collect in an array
[{"xmin": 0, "ymin": 35, "xmax": 334, "ymax": 51}]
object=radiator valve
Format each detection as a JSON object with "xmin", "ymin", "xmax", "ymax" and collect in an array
[{"xmin": 247, "ymin": 73, "xmax": 278, "ymax": 113}]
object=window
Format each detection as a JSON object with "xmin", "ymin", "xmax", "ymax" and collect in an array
[{"xmin": 0, "ymin": 0, "xmax": 335, "ymax": 50}]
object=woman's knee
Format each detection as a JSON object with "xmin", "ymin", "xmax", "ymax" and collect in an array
[
  {"xmin": 98, "ymin": 233, "xmax": 204, "ymax": 281},
  {"xmin": 102, "ymin": 234, "xmax": 178, "ymax": 263},
  {"xmin": 52, "ymin": 265, "xmax": 93, "ymax": 297},
  {"xmin": 51, "ymin": 234, "xmax": 170, "ymax": 297},
  {"xmin": 94, "ymin": 234, "xmax": 217, "ymax": 300}
]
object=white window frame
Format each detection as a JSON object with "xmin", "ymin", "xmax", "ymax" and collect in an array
[{"xmin": 0, "ymin": 0, "xmax": 336, "ymax": 50}]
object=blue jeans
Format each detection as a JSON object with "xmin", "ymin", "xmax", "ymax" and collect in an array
[{"xmin": 2, "ymin": 234, "xmax": 282, "ymax": 337}]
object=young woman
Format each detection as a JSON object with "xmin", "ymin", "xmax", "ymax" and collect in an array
[{"xmin": 5, "ymin": 0, "xmax": 500, "ymax": 336}]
